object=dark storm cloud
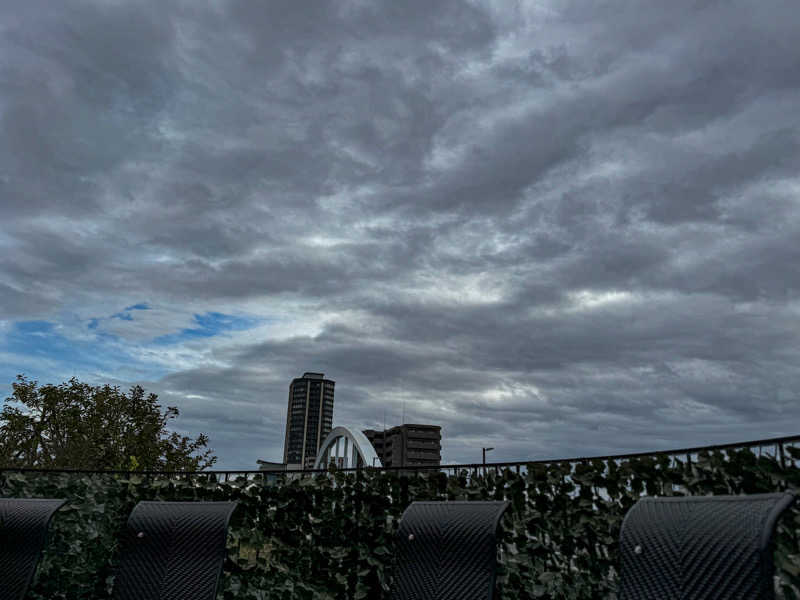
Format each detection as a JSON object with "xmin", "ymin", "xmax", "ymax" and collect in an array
[
  {"xmin": 0, "ymin": 1, "xmax": 179, "ymax": 214},
  {"xmin": 2, "ymin": 0, "xmax": 800, "ymax": 468}
]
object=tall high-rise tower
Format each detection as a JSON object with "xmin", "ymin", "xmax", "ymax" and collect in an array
[{"xmin": 283, "ymin": 372, "xmax": 335, "ymax": 469}]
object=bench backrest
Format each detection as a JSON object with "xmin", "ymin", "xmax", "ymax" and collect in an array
[
  {"xmin": 619, "ymin": 492, "xmax": 795, "ymax": 600},
  {"xmin": 112, "ymin": 501, "xmax": 237, "ymax": 600},
  {"xmin": 391, "ymin": 500, "xmax": 510, "ymax": 600},
  {"xmin": 0, "ymin": 498, "xmax": 66, "ymax": 600}
]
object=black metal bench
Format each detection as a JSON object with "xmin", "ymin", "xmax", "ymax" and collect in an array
[
  {"xmin": 391, "ymin": 500, "xmax": 510, "ymax": 600},
  {"xmin": 0, "ymin": 497, "xmax": 66, "ymax": 600},
  {"xmin": 619, "ymin": 492, "xmax": 796, "ymax": 600},
  {"xmin": 111, "ymin": 500, "xmax": 238, "ymax": 600}
]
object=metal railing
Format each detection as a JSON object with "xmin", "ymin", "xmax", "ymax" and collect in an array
[{"xmin": 0, "ymin": 433, "xmax": 797, "ymax": 481}]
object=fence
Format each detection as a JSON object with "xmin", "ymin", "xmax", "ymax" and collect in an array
[
  {"xmin": 3, "ymin": 432, "xmax": 797, "ymax": 479},
  {"xmin": 2, "ymin": 433, "xmax": 800, "ymax": 599}
]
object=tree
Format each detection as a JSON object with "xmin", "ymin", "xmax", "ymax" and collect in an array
[{"xmin": 0, "ymin": 375, "xmax": 217, "ymax": 471}]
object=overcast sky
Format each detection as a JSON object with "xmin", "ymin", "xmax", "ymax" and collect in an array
[{"xmin": 2, "ymin": 0, "xmax": 799, "ymax": 469}]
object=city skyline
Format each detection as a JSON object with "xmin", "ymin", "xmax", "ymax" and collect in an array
[{"xmin": 2, "ymin": 1, "xmax": 800, "ymax": 469}]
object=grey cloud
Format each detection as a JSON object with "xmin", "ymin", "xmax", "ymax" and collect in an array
[
  {"xmin": 3, "ymin": 0, "xmax": 800, "ymax": 468},
  {"xmin": 0, "ymin": 282, "xmax": 54, "ymax": 319},
  {"xmin": 636, "ymin": 129, "xmax": 800, "ymax": 226},
  {"xmin": 1, "ymin": 1, "xmax": 180, "ymax": 217}
]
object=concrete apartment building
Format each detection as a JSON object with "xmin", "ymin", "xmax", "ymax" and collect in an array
[
  {"xmin": 363, "ymin": 424, "xmax": 442, "ymax": 468},
  {"xmin": 283, "ymin": 372, "xmax": 335, "ymax": 469}
]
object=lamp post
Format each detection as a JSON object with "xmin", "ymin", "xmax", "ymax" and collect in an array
[{"xmin": 482, "ymin": 447, "xmax": 494, "ymax": 477}]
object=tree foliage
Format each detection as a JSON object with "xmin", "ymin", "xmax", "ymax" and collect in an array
[{"xmin": 0, "ymin": 375, "xmax": 216, "ymax": 471}]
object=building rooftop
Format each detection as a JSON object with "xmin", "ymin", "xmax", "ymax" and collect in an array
[{"xmin": 301, "ymin": 372, "xmax": 325, "ymax": 379}]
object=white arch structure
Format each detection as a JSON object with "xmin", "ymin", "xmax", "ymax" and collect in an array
[{"xmin": 313, "ymin": 426, "xmax": 381, "ymax": 469}]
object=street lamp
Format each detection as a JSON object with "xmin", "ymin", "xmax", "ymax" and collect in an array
[{"xmin": 482, "ymin": 447, "xmax": 494, "ymax": 465}]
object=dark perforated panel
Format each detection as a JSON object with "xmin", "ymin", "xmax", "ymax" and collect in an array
[
  {"xmin": 391, "ymin": 501, "xmax": 509, "ymax": 600},
  {"xmin": 619, "ymin": 492, "xmax": 795, "ymax": 600},
  {"xmin": 0, "ymin": 498, "xmax": 66, "ymax": 600},
  {"xmin": 112, "ymin": 501, "xmax": 237, "ymax": 600}
]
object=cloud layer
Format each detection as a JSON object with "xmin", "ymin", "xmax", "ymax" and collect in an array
[{"xmin": 2, "ymin": 0, "xmax": 799, "ymax": 468}]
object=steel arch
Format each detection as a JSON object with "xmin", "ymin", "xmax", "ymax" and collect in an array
[{"xmin": 313, "ymin": 426, "xmax": 381, "ymax": 469}]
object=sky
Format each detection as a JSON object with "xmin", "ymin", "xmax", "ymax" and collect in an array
[{"xmin": 1, "ymin": 0, "xmax": 799, "ymax": 470}]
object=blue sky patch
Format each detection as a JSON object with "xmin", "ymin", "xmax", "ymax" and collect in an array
[
  {"xmin": 13, "ymin": 320, "xmax": 56, "ymax": 335},
  {"xmin": 153, "ymin": 312, "xmax": 260, "ymax": 345},
  {"xmin": 0, "ymin": 319, "xmax": 170, "ymax": 395},
  {"xmin": 1, "ymin": 309, "xmax": 262, "ymax": 400},
  {"xmin": 112, "ymin": 303, "xmax": 149, "ymax": 321},
  {"xmin": 125, "ymin": 303, "xmax": 150, "ymax": 311}
]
